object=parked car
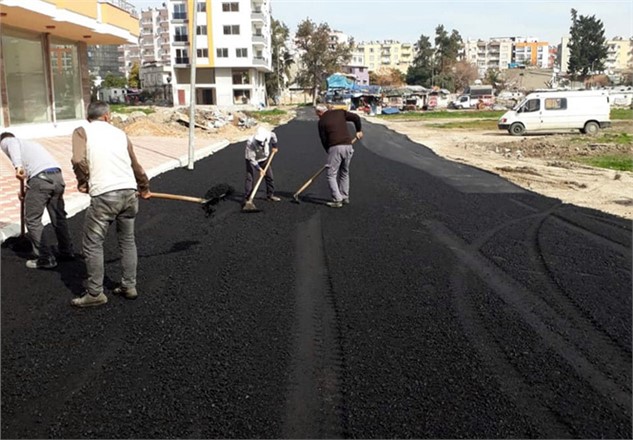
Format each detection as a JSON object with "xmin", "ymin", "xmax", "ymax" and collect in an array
[{"xmin": 497, "ymin": 90, "xmax": 611, "ymax": 136}]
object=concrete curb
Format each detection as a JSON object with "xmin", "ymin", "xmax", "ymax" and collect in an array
[{"xmin": 0, "ymin": 139, "xmax": 231, "ymax": 243}]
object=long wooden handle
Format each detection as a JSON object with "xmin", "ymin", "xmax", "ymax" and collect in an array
[
  {"xmin": 293, "ymin": 165, "xmax": 327, "ymax": 198},
  {"xmin": 247, "ymin": 149, "xmax": 277, "ymax": 203},
  {"xmin": 292, "ymin": 137, "xmax": 358, "ymax": 198},
  {"xmin": 150, "ymin": 192, "xmax": 207, "ymax": 204},
  {"xmin": 19, "ymin": 179, "xmax": 25, "ymax": 236}
]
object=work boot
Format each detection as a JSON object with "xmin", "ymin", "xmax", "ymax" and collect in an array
[
  {"xmin": 26, "ymin": 256, "xmax": 57, "ymax": 270},
  {"xmin": 71, "ymin": 292, "xmax": 108, "ymax": 308},
  {"xmin": 113, "ymin": 286, "xmax": 138, "ymax": 300},
  {"xmin": 326, "ymin": 200, "xmax": 343, "ymax": 208},
  {"xmin": 267, "ymin": 195, "xmax": 281, "ymax": 202}
]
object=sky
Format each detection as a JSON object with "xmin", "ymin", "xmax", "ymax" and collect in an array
[{"xmin": 132, "ymin": 0, "xmax": 633, "ymax": 45}]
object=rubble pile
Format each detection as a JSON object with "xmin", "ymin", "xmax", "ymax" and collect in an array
[{"xmin": 111, "ymin": 106, "xmax": 259, "ymax": 138}]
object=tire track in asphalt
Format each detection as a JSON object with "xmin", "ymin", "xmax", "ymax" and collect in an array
[
  {"xmin": 449, "ymin": 264, "xmax": 574, "ymax": 438},
  {"xmin": 509, "ymin": 199, "xmax": 630, "ymax": 255},
  {"xmin": 532, "ymin": 215, "xmax": 633, "ymax": 368},
  {"xmin": 426, "ymin": 220, "xmax": 632, "ymax": 414},
  {"xmin": 282, "ymin": 212, "xmax": 346, "ymax": 439},
  {"xmin": 472, "ymin": 201, "xmax": 631, "ymax": 372}
]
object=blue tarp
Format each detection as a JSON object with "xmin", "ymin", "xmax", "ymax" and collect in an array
[
  {"xmin": 381, "ymin": 107, "xmax": 400, "ymax": 115},
  {"xmin": 327, "ymin": 74, "xmax": 354, "ymax": 90}
]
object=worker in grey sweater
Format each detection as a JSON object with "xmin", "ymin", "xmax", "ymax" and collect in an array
[
  {"xmin": 244, "ymin": 127, "xmax": 280, "ymax": 203},
  {"xmin": 0, "ymin": 132, "xmax": 74, "ymax": 269}
]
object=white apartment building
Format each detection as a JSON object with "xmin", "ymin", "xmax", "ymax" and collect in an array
[
  {"xmin": 463, "ymin": 38, "xmax": 513, "ymax": 76},
  {"xmin": 463, "ymin": 36, "xmax": 549, "ymax": 76},
  {"xmin": 140, "ymin": 7, "xmax": 171, "ymax": 66},
  {"xmin": 119, "ymin": 6, "xmax": 171, "ymax": 78},
  {"xmin": 168, "ymin": 0, "xmax": 271, "ymax": 106}
]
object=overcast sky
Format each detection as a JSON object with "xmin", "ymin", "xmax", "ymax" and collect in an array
[{"xmin": 132, "ymin": 0, "xmax": 633, "ymax": 45}]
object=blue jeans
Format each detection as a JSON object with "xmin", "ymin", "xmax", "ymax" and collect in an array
[{"xmin": 82, "ymin": 189, "xmax": 138, "ymax": 296}]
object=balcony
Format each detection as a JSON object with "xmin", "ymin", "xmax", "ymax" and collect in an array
[
  {"xmin": 252, "ymin": 34, "xmax": 266, "ymax": 45},
  {"xmin": 253, "ymin": 57, "xmax": 268, "ymax": 66},
  {"xmin": 251, "ymin": 10, "xmax": 265, "ymax": 21},
  {"xmin": 175, "ymin": 57, "xmax": 190, "ymax": 66}
]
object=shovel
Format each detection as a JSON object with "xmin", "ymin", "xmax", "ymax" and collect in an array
[
  {"xmin": 150, "ymin": 183, "xmax": 234, "ymax": 217},
  {"xmin": 242, "ymin": 149, "xmax": 277, "ymax": 213}
]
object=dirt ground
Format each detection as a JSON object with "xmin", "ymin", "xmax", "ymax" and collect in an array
[{"xmin": 369, "ymin": 116, "xmax": 633, "ymax": 220}]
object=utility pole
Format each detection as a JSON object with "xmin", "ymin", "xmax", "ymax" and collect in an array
[{"xmin": 187, "ymin": 0, "xmax": 198, "ymax": 170}]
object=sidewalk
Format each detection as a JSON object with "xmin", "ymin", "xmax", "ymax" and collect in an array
[{"xmin": 0, "ymin": 135, "xmax": 233, "ymax": 242}]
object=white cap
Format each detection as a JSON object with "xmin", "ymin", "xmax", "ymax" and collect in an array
[{"xmin": 254, "ymin": 127, "xmax": 269, "ymax": 142}]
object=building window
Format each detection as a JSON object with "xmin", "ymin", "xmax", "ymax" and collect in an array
[
  {"xmin": 173, "ymin": 3, "xmax": 186, "ymax": 20},
  {"xmin": 175, "ymin": 48, "xmax": 189, "ymax": 64},
  {"xmin": 223, "ymin": 25, "xmax": 240, "ymax": 35},
  {"xmin": 1, "ymin": 28, "xmax": 49, "ymax": 123},
  {"xmin": 236, "ymin": 48, "xmax": 248, "ymax": 58},
  {"xmin": 233, "ymin": 89, "xmax": 250, "ymax": 104},
  {"xmin": 174, "ymin": 26, "xmax": 188, "ymax": 42},
  {"xmin": 196, "ymin": 25, "xmax": 207, "ymax": 35},
  {"xmin": 196, "ymin": 1, "xmax": 206, "ymax": 12},
  {"xmin": 216, "ymin": 48, "xmax": 228, "ymax": 58},
  {"xmin": 197, "ymin": 48, "xmax": 209, "ymax": 58},
  {"xmin": 232, "ymin": 69, "xmax": 250, "ymax": 84},
  {"xmin": 222, "ymin": 2, "xmax": 239, "ymax": 12}
]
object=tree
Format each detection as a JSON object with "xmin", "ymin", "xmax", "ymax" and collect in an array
[
  {"xmin": 453, "ymin": 60, "xmax": 479, "ymax": 92},
  {"xmin": 372, "ymin": 67, "xmax": 406, "ymax": 87},
  {"xmin": 406, "ymin": 34, "xmax": 434, "ymax": 87},
  {"xmin": 433, "ymin": 25, "xmax": 463, "ymax": 90},
  {"xmin": 294, "ymin": 19, "xmax": 353, "ymax": 104},
  {"xmin": 434, "ymin": 25, "xmax": 462, "ymax": 75},
  {"xmin": 567, "ymin": 9, "xmax": 608, "ymax": 80},
  {"xmin": 102, "ymin": 73, "xmax": 127, "ymax": 88},
  {"xmin": 128, "ymin": 62, "xmax": 140, "ymax": 89},
  {"xmin": 483, "ymin": 68, "xmax": 507, "ymax": 92},
  {"xmin": 265, "ymin": 19, "xmax": 294, "ymax": 104}
]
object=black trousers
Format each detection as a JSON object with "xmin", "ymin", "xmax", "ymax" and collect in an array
[{"xmin": 244, "ymin": 158, "xmax": 274, "ymax": 200}]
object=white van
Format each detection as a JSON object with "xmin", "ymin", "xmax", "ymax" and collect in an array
[{"xmin": 497, "ymin": 90, "xmax": 611, "ymax": 136}]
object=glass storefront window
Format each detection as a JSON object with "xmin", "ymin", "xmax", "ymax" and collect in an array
[
  {"xmin": 50, "ymin": 38, "xmax": 82, "ymax": 120},
  {"xmin": 1, "ymin": 28, "xmax": 49, "ymax": 124}
]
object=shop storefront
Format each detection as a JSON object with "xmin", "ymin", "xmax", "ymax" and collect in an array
[{"xmin": 1, "ymin": 26, "xmax": 86, "ymax": 129}]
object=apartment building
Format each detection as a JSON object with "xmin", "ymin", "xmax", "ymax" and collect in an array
[
  {"xmin": 357, "ymin": 40, "xmax": 414, "ymax": 74},
  {"xmin": 167, "ymin": 0, "xmax": 271, "ymax": 107},
  {"xmin": 604, "ymin": 37, "xmax": 633, "ymax": 73},
  {"xmin": 513, "ymin": 37, "xmax": 549, "ymax": 68},
  {"xmin": 558, "ymin": 36, "xmax": 632, "ymax": 74},
  {"xmin": 88, "ymin": 45, "xmax": 124, "ymax": 79},
  {"xmin": 463, "ymin": 38, "xmax": 513, "ymax": 76},
  {"xmin": 0, "ymin": 0, "xmax": 139, "ymax": 135}
]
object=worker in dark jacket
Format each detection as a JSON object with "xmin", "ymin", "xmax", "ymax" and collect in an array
[{"xmin": 315, "ymin": 104, "xmax": 363, "ymax": 208}]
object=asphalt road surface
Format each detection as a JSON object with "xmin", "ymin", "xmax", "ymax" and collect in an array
[{"xmin": 2, "ymin": 109, "xmax": 631, "ymax": 439}]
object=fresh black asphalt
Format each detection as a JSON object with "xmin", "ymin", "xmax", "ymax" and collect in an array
[{"xmin": 2, "ymin": 108, "xmax": 631, "ymax": 438}]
